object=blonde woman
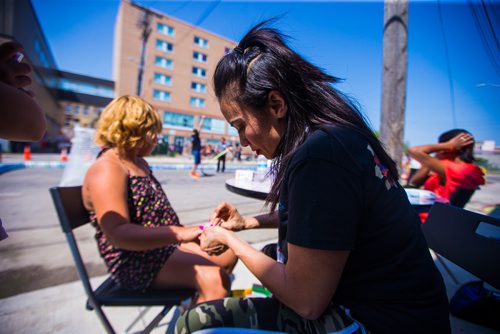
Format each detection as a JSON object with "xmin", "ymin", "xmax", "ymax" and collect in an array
[{"xmin": 82, "ymin": 95, "xmax": 237, "ymax": 303}]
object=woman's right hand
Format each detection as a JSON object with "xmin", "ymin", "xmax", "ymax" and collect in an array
[
  {"xmin": 211, "ymin": 202, "xmax": 246, "ymax": 231},
  {"xmin": 448, "ymin": 133, "xmax": 474, "ymax": 151},
  {"xmin": 178, "ymin": 225, "xmax": 203, "ymax": 243}
]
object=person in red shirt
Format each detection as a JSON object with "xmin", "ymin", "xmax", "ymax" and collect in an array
[{"xmin": 408, "ymin": 129, "xmax": 485, "ymax": 201}]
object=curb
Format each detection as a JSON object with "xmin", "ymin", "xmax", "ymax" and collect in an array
[
  {"xmin": 0, "ymin": 163, "xmax": 25, "ymax": 174},
  {"xmin": 0, "ymin": 161, "xmax": 257, "ymax": 173}
]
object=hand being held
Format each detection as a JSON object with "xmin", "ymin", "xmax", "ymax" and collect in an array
[
  {"xmin": 211, "ymin": 202, "xmax": 246, "ymax": 231},
  {"xmin": 199, "ymin": 226, "xmax": 229, "ymax": 256},
  {"xmin": 448, "ymin": 133, "xmax": 474, "ymax": 151},
  {"xmin": 180, "ymin": 225, "xmax": 203, "ymax": 243}
]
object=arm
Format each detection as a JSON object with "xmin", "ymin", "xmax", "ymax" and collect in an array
[
  {"xmin": 0, "ymin": 82, "xmax": 46, "ymax": 141},
  {"xmin": 408, "ymin": 166, "xmax": 431, "ymax": 187},
  {"xmin": 201, "ymin": 228, "xmax": 347, "ymax": 320},
  {"xmin": 83, "ymin": 159, "xmax": 201, "ymax": 251},
  {"xmin": 408, "ymin": 133, "xmax": 474, "ymax": 179},
  {"xmin": 204, "ymin": 159, "xmax": 358, "ymax": 319},
  {"xmin": 0, "ymin": 41, "xmax": 46, "ymax": 141},
  {"xmin": 196, "ymin": 115, "xmax": 205, "ymax": 132}
]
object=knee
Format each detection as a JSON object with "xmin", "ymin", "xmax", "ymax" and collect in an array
[{"xmin": 196, "ymin": 266, "xmax": 231, "ymax": 294}]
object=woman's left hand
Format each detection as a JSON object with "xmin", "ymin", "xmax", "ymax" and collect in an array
[{"xmin": 199, "ymin": 226, "xmax": 230, "ymax": 256}]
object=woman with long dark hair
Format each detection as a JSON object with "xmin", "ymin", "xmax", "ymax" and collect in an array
[
  {"xmin": 408, "ymin": 129, "xmax": 485, "ymax": 201},
  {"xmin": 176, "ymin": 21, "xmax": 450, "ymax": 333}
]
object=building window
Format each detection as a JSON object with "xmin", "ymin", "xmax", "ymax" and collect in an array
[
  {"xmin": 155, "ymin": 56, "xmax": 173, "ymax": 70},
  {"xmin": 65, "ymin": 105, "xmax": 72, "ymax": 114},
  {"xmin": 194, "ymin": 36, "xmax": 209, "ymax": 49},
  {"xmin": 74, "ymin": 105, "xmax": 80, "ymax": 114},
  {"xmin": 156, "ymin": 39, "xmax": 173, "ymax": 53},
  {"xmin": 163, "ymin": 111, "xmax": 194, "ymax": 129},
  {"xmin": 192, "ymin": 66, "xmax": 206, "ymax": 78},
  {"xmin": 201, "ymin": 117, "xmax": 225, "ymax": 134},
  {"xmin": 191, "ymin": 82, "xmax": 206, "ymax": 93},
  {"xmin": 154, "ymin": 73, "xmax": 172, "ymax": 86},
  {"xmin": 190, "ymin": 97, "xmax": 206, "ymax": 108},
  {"xmin": 83, "ymin": 106, "xmax": 89, "ymax": 115},
  {"xmin": 193, "ymin": 51, "xmax": 207, "ymax": 63},
  {"xmin": 56, "ymin": 78, "xmax": 113, "ymax": 98},
  {"xmin": 153, "ymin": 89, "xmax": 171, "ymax": 102},
  {"xmin": 157, "ymin": 23, "xmax": 175, "ymax": 37}
]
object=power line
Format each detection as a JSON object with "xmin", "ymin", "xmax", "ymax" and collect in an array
[
  {"xmin": 481, "ymin": 0, "xmax": 500, "ymax": 51},
  {"xmin": 468, "ymin": 0, "xmax": 500, "ymax": 75},
  {"xmin": 175, "ymin": 0, "xmax": 222, "ymax": 47},
  {"xmin": 437, "ymin": 0, "xmax": 457, "ymax": 128}
]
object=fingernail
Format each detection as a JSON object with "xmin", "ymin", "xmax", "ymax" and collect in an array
[
  {"xmin": 15, "ymin": 52, "xmax": 24, "ymax": 63},
  {"xmin": 198, "ymin": 225, "xmax": 204, "ymax": 231}
]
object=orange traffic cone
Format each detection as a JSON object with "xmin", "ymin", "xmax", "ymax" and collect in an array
[
  {"xmin": 23, "ymin": 145, "xmax": 31, "ymax": 161},
  {"xmin": 60, "ymin": 148, "xmax": 68, "ymax": 162}
]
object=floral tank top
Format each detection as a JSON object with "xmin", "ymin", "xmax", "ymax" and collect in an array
[{"xmin": 89, "ymin": 164, "xmax": 180, "ymax": 292}]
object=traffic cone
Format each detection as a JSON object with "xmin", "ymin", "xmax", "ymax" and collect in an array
[
  {"xmin": 60, "ymin": 148, "xmax": 68, "ymax": 162},
  {"xmin": 23, "ymin": 145, "xmax": 31, "ymax": 161}
]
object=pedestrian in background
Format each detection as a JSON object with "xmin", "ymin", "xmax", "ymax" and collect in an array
[
  {"xmin": 190, "ymin": 116, "xmax": 205, "ymax": 180},
  {"xmin": 233, "ymin": 142, "xmax": 242, "ymax": 161},
  {"xmin": 216, "ymin": 137, "xmax": 228, "ymax": 173},
  {"xmin": 176, "ymin": 21, "xmax": 450, "ymax": 334},
  {"xmin": 82, "ymin": 96, "xmax": 236, "ymax": 303}
]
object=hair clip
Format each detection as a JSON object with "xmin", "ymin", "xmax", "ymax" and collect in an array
[{"xmin": 233, "ymin": 46, "xmax": 244, "ymax": 54}]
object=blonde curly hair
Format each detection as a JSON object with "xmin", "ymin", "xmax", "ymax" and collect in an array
[{"xmin": 95, "ymin": 95, "xmax": 162, "ymax": 151}]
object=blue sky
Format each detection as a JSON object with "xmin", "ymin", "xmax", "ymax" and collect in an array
[{"xmin": 31, "ymin": 0, "xmax": 500, "ymax": 146}]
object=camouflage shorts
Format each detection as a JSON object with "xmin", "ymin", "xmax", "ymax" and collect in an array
[{"xmin": 175, "ymin": 297, "xmax": 366, "ymax": 334}]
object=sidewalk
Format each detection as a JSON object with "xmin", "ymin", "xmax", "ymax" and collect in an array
[
  {"xmin": 2, "ymin": 242, "xmax": 499, "ymax": 333},
  {"xmin": 0, "ymin": 239, "xmax": 273, "ymax": 334},
  {"xmin": 1, "ymin": 160, "xmax": 499, "ymax": 333}
]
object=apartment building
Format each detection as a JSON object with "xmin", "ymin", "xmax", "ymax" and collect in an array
[{"xmin": 113, "ymin": 0, "xmax": 238, "ymax": 151}]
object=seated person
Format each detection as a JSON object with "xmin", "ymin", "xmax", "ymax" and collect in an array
[
  {"xmin": 82, "ymin": 96, "xmax": 237, "ymax": 304},
  {"xmin": 408, "ymin": 129, "xmax": 485, "ymax": 202}
]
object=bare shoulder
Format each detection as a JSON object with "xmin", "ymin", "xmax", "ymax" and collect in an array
[{"xmin": 82, "ymin": 156, "xmax": 128, "ymax": 209}]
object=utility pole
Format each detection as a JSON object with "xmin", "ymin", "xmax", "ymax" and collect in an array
[
  {"xmin": 136, "ymin": 8, "xmax": 152, "ymax": 97},
  {"xmin": 380, "ymin": 0, "xmax": 408, "ymax": 173}
]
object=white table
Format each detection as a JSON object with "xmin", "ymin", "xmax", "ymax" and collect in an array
[{"xmin": 225, "ymin": 177, "xmax": 441, "ymax": 208}]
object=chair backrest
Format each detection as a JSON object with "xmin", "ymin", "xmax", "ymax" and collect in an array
[
  {"xmin": 50, "ymin": 186, "xmax": 89, "ymax": 232},
  {"xmin": 422, "ymin": 203, "xmax": 500, "ymax": 290},
  {"xmin": 49, "ymin": 186, "xmax": 97, "ymax": 307},
  {"xmin": 449, "ymin": 187, "xmax": 475, "ymax": 208}
]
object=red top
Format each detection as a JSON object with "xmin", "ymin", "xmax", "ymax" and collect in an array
[{"xmin": 424, "ymin": 159, "xmax": 485, "ymax": 200}]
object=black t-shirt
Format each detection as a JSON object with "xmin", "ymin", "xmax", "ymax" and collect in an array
[
  {"xmin": 277, "ymin": 126, "xmax": 450, "ymax": 334},
  {"xmin": 191, "ymin": 132, "xmax": 201, "ymax": 151}
]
